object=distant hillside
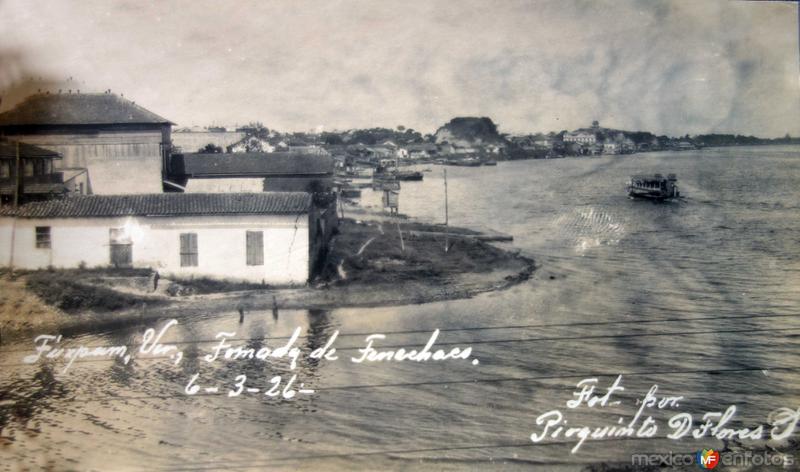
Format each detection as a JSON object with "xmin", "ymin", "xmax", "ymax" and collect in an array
[{"xmin": 434, "ymin": 117, "xmax": 504, "ymax": 145}]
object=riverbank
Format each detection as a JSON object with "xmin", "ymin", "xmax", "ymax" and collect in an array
[{"xmin": 0, "ymin": 218, "xmax": 534, "ymax": 337}]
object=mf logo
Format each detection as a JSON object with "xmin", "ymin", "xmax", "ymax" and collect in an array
[{"xmin": 696, "ymin": 449, "xmax": 720, "ymax": 469}]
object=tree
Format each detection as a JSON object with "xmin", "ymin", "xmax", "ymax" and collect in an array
[
  {"xmin": 323, "ymin": 133, "xmax": 344, "ymax": 145},
  {"xmin": 198, "ymin": 143, "xmax": 223, "ymax": 153},
  {"xmin": 238, "ymin": 122, "xmax": 270, "ymax": 139}
]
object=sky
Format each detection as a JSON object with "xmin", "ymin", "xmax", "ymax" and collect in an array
[{"xmin": 0, "ymin": 0, "xmax": 798, "ymax": 136}]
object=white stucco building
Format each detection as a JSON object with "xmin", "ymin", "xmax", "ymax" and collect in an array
[
  {"xmin": 0, "ymin": 192, "xmax": 332, "ymax": 284},
  {"xmin": 563, "ymin": 132, "xmax": 597, "ymax": 145}
]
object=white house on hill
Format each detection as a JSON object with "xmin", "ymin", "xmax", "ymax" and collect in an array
[
  {"xmin": 0, "ymin": 192, "xmax": 329, "ymax": 284},
  {"xmin": 563, "ymin": 131, "xmax": 597, "ymax": 145}
]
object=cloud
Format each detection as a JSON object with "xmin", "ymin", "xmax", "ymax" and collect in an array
[{"xmin": 0, "ymin": 0, "xmax": 797, "ymax": 136}]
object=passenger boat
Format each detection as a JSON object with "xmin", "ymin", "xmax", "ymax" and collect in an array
[{"xmin": 627, "ymin": 174, "xmax": 680, "ymax": 200}]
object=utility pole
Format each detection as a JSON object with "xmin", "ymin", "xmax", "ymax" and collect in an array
[
  {"xmin": 9, "ymin": 140, "xmax": 20, "ymax": 269},
  {"xmin": 443, "ymin": 168, "xmax": 449, "ymax": 253},
  {"xmin": 13, "ymin": 140, "xmax": 21, "ymax": 208},
  {"xmin": 443, "ymin": 168, "xmax": 449, "ymax": 226}
]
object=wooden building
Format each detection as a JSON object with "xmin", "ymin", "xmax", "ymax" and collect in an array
[
  {"xmin": 0, "ymin": 92, "xmax": 173, "ymax": 195},
  {"xmin": 0, "ymin": 140, "xmax": 69, "ymax": 205}
]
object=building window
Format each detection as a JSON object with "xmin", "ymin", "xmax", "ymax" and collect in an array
[
  {"xmin": 180, "ymin": 233, "xmax": 198, "ymax": 267},
  {"xmin": 246, "ymin": 231, "xmax": 264, "ymax": 266},
  {"xmin": 35, "ymin": 226, "xmax": 51, "ymax": 249}
]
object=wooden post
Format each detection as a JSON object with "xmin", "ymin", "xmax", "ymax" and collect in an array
[
  {"xmin": 8, "ymin": 141, "xmax": 21, "ymax": 269},
  {"xmin": 397, "ymin": 221, "xmax": 405, "ymax": 252},
  {"xmin": 443, "ymin": 168, "xmax": 449, "ymax": 226},
  {"xmin": 443, "ymin": 168, "xmax": 449, "ymax": 252},
  {"xmin": 13, "ymin": 141, "xmax": 22, "ymax": 208}
]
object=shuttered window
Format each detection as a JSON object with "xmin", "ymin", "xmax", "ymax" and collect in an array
[
  {"xmin": 35, "ymin": 227, "xmax": 51, "ymax": 249},
  {"xmin": 180, "ymin": 233, "xmax": 198, "ymax": 267},
  {"xmin": 246, "ymin": 231, "xmax": 264, "ymax": 266}
]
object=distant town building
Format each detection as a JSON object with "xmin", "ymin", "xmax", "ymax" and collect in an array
[
  {"xmin": 533, "ymin": 137, "xmax": 553, "ymax": 148},
  {"xmin": 403, "ymin": 143, "xmax": 438, "ymax": 159},
  {"xmin": 285, "ymin": 145, "xmax": 329, "ymax": 156},
  {"xmin": 227, "ymin": 135, "xmax": 276, "ymax": 154},
  {"xmin": 563, "ymin": 131, "xmax": 597, "ymax": 145},
  {"xmin": 0, "ymin": 192, "xmax": 330, "ymax": 284},
  {"xmin": 0, "ymin": 92, "xmax": 173, "ymax": 195}
]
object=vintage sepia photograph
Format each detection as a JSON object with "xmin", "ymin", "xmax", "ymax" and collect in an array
[{"xmin": 0, "ymin": 0, "xmax": 799, "ymax": 470}]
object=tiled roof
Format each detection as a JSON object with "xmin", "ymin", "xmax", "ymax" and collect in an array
[
  {"xmin": 173, "ymin": 152, "xmax": 334, "ymax": 177},
  {"xmin": 0, "ymin": 140, "xmax": 61, "ymax": 159},
  {"xmin": 0, "ymin": 193, "xmax": 311, "ymax": 218},
  {"xmin": 0, "ymin": 93, "xmax": 173, "ymax": 126}
]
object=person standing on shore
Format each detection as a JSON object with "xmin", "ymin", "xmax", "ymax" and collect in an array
[{"xmin": 237, "ymin": 302, "xmax": 246, "ymax": 323}]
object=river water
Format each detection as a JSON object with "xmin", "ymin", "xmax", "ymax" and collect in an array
[{"xmin": 1, "ymin": 146, "xmax": 799, "ymax": 471}]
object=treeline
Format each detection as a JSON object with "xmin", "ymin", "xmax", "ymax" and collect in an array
[
  {"xmin": 322, "ymin": 127, "xmax": 426, "ymax": 146},
  {"xmin": 693, "ymin": 134, "xmax": 800, "ymax": 147}
]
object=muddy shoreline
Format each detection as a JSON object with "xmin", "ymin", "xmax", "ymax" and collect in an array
[{"xmin": 0, "ymin": 218, "xmax": 535, "ymax": 337}]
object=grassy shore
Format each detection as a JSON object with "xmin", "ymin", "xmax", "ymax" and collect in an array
[
  {"xmin": 0, "ymin": 218, "xmax": 534, "ymax": 336},
  {"xmin": 319, "ymin": 219, "xmax": 520, "ymax": 283}
]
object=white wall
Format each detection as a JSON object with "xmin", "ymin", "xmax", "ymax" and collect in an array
[
  {"xmin": 171, "ymin": 131, "xmax": 245, "ymax": 152},
  {"xmin": 0, "ymin": 214, "xmax": 310, "ymax": 284},
  {"xmin": 8, "ymin": 131, "xmax": 164, "ymax": 194},
  {"xmin": 184, "ymin": 178, "xmax": 264, "ymax": 193},
  {"xmin": 0, "ymin": 218, "xmax": 13, "ymax": 266}
]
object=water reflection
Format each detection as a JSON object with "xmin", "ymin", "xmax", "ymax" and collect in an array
[
  {"xmin": 0, "ymin": 363, "xmax": 67, "ymax": 440},
  {"xmin": 304, "ymin": 309, "xmax": 336, "ymax": 371}
]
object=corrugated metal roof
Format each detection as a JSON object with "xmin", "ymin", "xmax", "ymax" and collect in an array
[
  {"xmin": 0, "ymin": 193, "xmax": 311, "ymax": 218},
  {"xmin": 174, "ymin": 152, "xmax": 334, "ymax": 176},
  {"xmin": 0, "ymin": 93, "xmax": 173, "ymax": 126},
  {"xmin": 0, "ymin": 140, "xmax": 61, "ymax": 159}
]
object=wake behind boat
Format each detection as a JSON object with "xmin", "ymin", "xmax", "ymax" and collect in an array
[{"xmin": 627, "ymin": 173, "xmax": 680, "ymax": 200}]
